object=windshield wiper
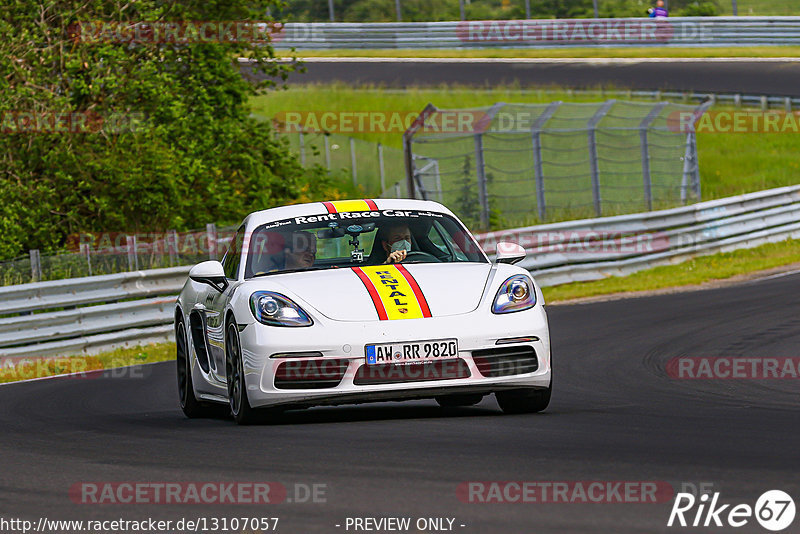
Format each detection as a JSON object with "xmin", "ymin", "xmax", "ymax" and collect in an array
[{"xmin": 250, "ymin": 266, "xmax": 327, "ymax": 278}]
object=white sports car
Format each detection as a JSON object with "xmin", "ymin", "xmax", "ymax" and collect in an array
[{"xmin": 175, "ymin": 199, "xmax": 552, "ymax": 424}]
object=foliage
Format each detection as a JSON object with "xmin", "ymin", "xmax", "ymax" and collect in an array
[
  {"xmin": 455, "ymin": 156, "xmax": 480, "ymax": 227},
  {"xmin": 0, "ymin": 0, "xmax": 349, "ymax": 259},
  {"xmin": 678, "ymin": 1, "xmax": 721, "ymax": 16}
]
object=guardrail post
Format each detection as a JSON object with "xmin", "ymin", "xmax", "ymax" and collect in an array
[
  {"xmin": 682, "ymin": 99, "xmax": 713, "ymax": 203},
  {"xmin": 126, "ymin": 235, "xmax": 138, "ymax": 271},
  {"xmin": 639, "ymin": 102, "xmax": 668, "ymax": 212},
  {"xmin": 29, "ymin": 249, "xmax": 42, "ymax": 283},
  {"xmin": 206, "ymin": 223, "xmax": 218, "ymax": 260},
  {"xmin": 785, "ymin": 97, "xmax": 792, "ymax": 112},
  {"xmin": 167, "ymin": 230, "xmax": 178, "ymax": 266},
  {"xmin": 531, "ymin": 101, "xmax": 561, "ymax": 221},
  {"xmin": 349, "ymin": 137, "xmax": 357, "ymax": 187},
  {"xmin": 474, "ymin": 133, "xmax": 490, "ymax": 229},
  {"xmin": 403, "ymin": 103, "xmax": 438, "ymax": 200},
  {"xmin": 328, "ymin": 0, "xmax": 335, "ymax": 21},
  {"xmin": 587, "ymin": 100, "xmax": 615, "ymax": 217},
  {"xmin": 378, "ymin": 143, "xmax": 386, "ymax": 193},
  {"xmin": 761, "ymin": 96, "xmax": 768, "ymax": 111},
  {"xmin": 299, "ymin": 131, "xmax": 306, "ymax": 166},
  {"xmin": 80, "ymin": 243, "xmax": 92, "ymax": 277}
]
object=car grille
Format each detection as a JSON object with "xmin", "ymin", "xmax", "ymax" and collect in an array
[
  {"xmin": 472, "ymin": 346, "xmax": 539, "ymax": 378},
  {"xmin": 274, "ymin": 359, "xmax": 350, "ymax": 390},
  {"xmin": 353, "ymin": 358, "xmax": 471, "ymax": 386}
]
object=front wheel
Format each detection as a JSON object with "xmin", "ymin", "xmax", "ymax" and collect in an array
[
  {"xmin": 226, "ymin": 321, "xmax": 260, "ymax": 425},
  {"xmin": 495, "ymin": 379, "xmax": 552, "ymax": 414},
  {"xmin": 176, "ymin": 319, "xmax": 217, "ymax": 418}
]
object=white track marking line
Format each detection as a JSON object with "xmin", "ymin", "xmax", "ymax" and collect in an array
[{"xmin": 240, "ymin": 56, "xmax": 800, "ymax": 65}]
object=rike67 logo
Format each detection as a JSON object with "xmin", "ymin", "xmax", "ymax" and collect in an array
[{"xmin": 668, "ymin": 490, "xmax": 795, "ymax": 531}]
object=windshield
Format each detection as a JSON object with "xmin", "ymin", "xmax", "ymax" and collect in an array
[{"xmin": 243, "ymin": 210, "xmax": 487, "ymax": 278}]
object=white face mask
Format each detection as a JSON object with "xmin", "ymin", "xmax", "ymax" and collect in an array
[{"xmin": 390, "ymin": 239, "xmax": 411, "ymax": 253}]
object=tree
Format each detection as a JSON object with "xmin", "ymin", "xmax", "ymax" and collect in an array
[
  {"xmin": 455, "ymin": 155, "xmax": 480, "ymax": 227},
  {"xmin": 0, "ymin": 0, "xmax": 347, "ymax": 258}
]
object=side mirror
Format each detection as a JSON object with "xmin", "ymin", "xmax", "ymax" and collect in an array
[
  {"xmin": 495, "ymin": 242, "xmax": 526, "ymax": 265},
  {"xmin": 189, "ymin": 261, "xmax": 229, "ymax": 292}
]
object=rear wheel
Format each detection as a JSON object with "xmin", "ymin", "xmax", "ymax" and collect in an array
[
  {"xmin": 226, "ymin": 321, "xmax": 260, "ymax": 425},
  {"xmin": 496, "ymin": 379, "xmax": 552, "ymax": 414},
  {"xmin": 435, "ymin": 393, "xmax": 484, "ymax": 408},
  {"xmin": 176, "ymin": 319, "xmax": 216, "ymax": 418}
]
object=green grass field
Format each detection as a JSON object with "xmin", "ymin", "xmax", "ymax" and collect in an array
[
  {"xmin": 719, "ymin": 0, "xmax": 800, "ymax": 16},
  {"xmin": 252, "ymin": 84, "xmax": 800, "ymax": 205},
  {"xmin": 280, "ymin": 46, "xmax": 800, "ymax": 59}
]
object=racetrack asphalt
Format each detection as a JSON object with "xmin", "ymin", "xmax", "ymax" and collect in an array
[
  {"xmin": 2, "ymin": 270, "xmax": 798, "ymax": 533},
  {"xmin": 241, "ymin": 57, "xmax": 800, "ymax": 96}
]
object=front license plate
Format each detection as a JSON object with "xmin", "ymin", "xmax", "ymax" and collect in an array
[{"xmin": 365, "ymin": 339, "xmax": 459, "ymax": 366}]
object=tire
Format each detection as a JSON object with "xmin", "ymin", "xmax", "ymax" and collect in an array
[
  {"xmin": 435, "ymin": 393, "xmax": 484, "ymax": 408},
  {"xmin": 495, "ymin": 380, "xmax": 552, "ymax": 415},
  {"xmin": 226, "ymin": 321, "xmax": 260, "ymax": 425},
  {"xmin": 176, "ymin": 319, "xmax": 217, "ymax": 418}
]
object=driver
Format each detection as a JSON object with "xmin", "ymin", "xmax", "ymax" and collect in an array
[
  {"xmin": 380, "ymin": 223, "xmax": 412, "ymax": 264},
  {"xmin": 284, "ymin": 231, "xmax": 317, "ymax": 270}
]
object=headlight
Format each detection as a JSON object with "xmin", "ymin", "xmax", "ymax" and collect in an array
[
  {"xmin": 492, "ymin": 275, "xmax": 537, "ymax": 314},
  {"xmin": 250, "ymin": 291, "xmax": 313, "ymax": 327}
]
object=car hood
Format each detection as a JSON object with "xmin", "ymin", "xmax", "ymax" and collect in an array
[{"xmin": 268, "ymin": 263, "xmax": 493, "ymax": 322}]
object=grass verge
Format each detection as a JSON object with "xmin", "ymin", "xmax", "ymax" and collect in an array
[
  {"xmin": 543, "ymin": 238, "xmax": 800, "ymax": 303},
  {"xmin": 278, "ymin": 46, "xmax": 800, "ymax": 59},
  {"xmin": 0, "ymin": 343, "xmax": 175, "ymax": 384}
]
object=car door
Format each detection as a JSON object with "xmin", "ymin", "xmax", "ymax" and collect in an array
[{"xmin": 204, "ymin": 226, "xmax": 245, "ymax": 383}]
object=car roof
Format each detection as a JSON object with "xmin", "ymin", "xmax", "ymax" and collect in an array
[{"xmin": 241, "ymin": 198, "xmax": 458, "ymax": 230}]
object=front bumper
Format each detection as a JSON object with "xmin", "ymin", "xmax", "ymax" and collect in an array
[{"xmin": 238, "ymin": 304, "xmax": 551, "ymax": 409}]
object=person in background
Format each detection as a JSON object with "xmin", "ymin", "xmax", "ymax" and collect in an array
[{"xmin": 648, "ymin": 0, "xmax": 668, "ymax": 18}]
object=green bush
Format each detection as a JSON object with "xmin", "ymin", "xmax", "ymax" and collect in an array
[
  {"xmin": 0, "ymin": 0, "xmax": 351, "ymax": 260},
  {"xmin": 679, "ymin": 1, "xmax": 721, "ymax": 16}
]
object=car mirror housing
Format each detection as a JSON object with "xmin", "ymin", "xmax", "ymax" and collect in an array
[
  {"xmin": 189, "ymin": 261, "xmax": 229, "ymax": 292},
  {"xmin": 495, "ymin": 242, "xmax": 526, "ymax": 265}
]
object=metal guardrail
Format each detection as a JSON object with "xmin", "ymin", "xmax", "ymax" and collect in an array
[
  {"xmin": 0, "ymin": 266, "xmax": 190, "ymax": 316},
  {"xmin": 475, "ymin": 185, "xmax": 800, "ymax": 286},
  {"xmin": 1, "ymin": 186, "xmax": 798, "ymax": 359},
  {"xmin": 0, "ymin": 267, "xmax": 188, "ymax": 359},
  {"xmin": 272, "ymin": 18, "xmax": 800, "ymax": 49}
]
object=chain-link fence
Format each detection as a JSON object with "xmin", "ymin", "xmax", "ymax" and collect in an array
[
  {"xmin": 406, "ymin": 99, "xmax": 710, "ymax": 229},
  {"xmin": 0, "ymin": 225, "xmax": 237, "ymax": 287},
  {"xmin": 279, "ymin": 129, "xmax": 409, "ymax": 198}
]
